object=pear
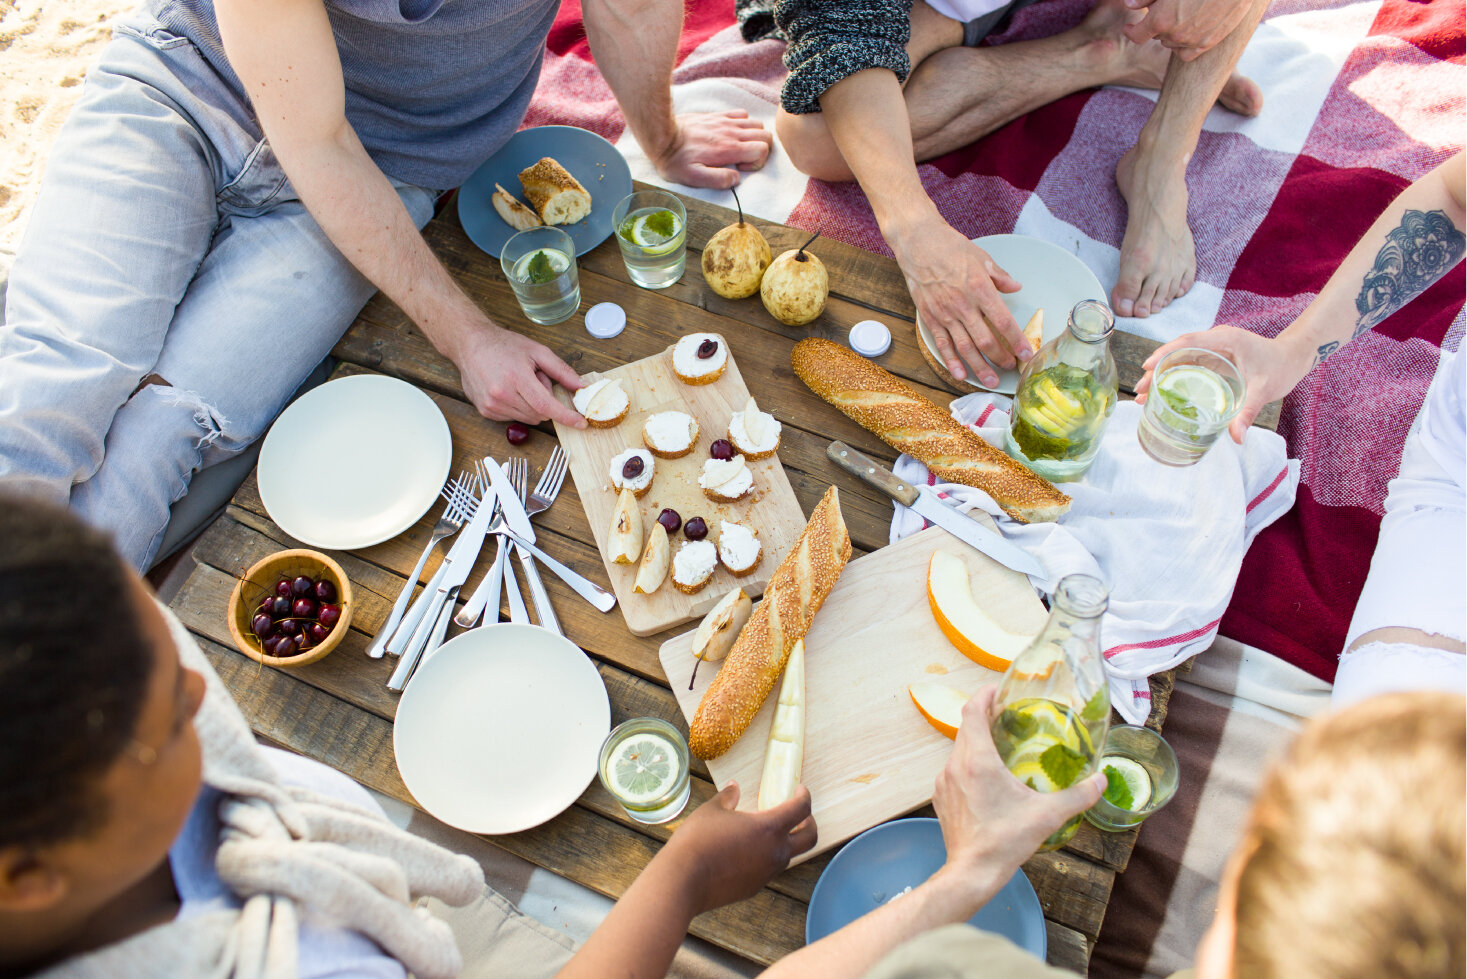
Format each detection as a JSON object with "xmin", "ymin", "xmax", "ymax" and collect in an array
[
  {"xmin": 760, "ymin": 231, "xmax": 828, "ymax": 327},
  {"xmin": 701, "ymin": 187, "xmax": 771, "ymax": 299}
]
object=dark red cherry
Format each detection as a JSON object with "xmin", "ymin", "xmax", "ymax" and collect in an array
[
  {"xmin": 275, "ymin": 579, "xmax": 294, "ymax": 598},
  {"xmin": 292, "ymin": 597, "xmax": 317, "ymax": 619},
  {"xmin": 291, "ymin": 575, "xmax": 314, "ymax": 597},
  {"xmin": 257, "ymin": 595, "xmax": 275, "ymax": 613},
  {"xmin": 251, "ymin": 613, "xmax": 274, "ymax": 640},
  {"xmin": 271, "ymin": 596, "xmax": 292, "ymax": 618},
  {"xmin": 622, "ymin": 455, "xmax": 645, "ymax": 480},
  {"xmin": 684, "ymin": 516, "xmax": 708, "ymax": 541},
  {"xmin": 318, "ymin": 603, "xmax": 342, "ymax": 629},
  {"xmin": 307, "ymin": 622, "xmax": 329, "ymax": 644},
  {"xmin": 709, "ymin": 439, "xmax": 734, "ymax": 461},
  {"xmin": 506, "ymin": 422, "xmax": 530, "ymax": 446},
  {"xmin": 656, "ymin": 508, "xmax": 681, "ymax": 534},
  {"xmin": 696, "ymin": 338, "xmax": 718, "ymax": 359},
  {"xmin": 277, "ymin": 618, "xmax": 301, "ymax": 636},
  {"xmin": 314, "ymin": 579, "xmax": 337, "ymax": 603}
]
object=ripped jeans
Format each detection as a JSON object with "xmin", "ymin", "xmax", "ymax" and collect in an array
[{"xmin": 0, "ymin": 13, "xmax": 437, "ymax": 569}]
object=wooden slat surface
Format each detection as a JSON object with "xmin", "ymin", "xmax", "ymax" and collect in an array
[{"xmin": 165, "ymin": 185, "xmax": 1208, "ymax": 975}]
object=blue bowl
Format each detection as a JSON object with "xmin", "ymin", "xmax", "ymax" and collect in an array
[
  {"xmin": 457, "ymin": 125, "xmax": 634, "ymax": 259},
  {"xmin": 805, "ymin": 817, "xmax": 1047, "ymax": 959}
]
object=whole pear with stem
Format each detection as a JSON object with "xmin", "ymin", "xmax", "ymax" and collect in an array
[
  {"xmin": 760, "ymin": 231, "xmax": 828, "ymax": 327},
  {"xmin": 701, "ymin": 187, "xmax": 772, "ymax": 299}
]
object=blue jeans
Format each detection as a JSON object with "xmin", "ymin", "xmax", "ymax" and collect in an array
[{"xmin": 0, "ymin": 13, "xmax": 437, "ymax": 569}]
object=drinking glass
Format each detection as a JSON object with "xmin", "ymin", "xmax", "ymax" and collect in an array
[
  {"xmin": 1084, "ymin": 724, "xmax": 1180, "ymax": 832},
  {"xmin": 500, "ymin": 226, "xmax": 580, "ymax": 325},
  {"xmin": 1137, "ymin": 348, "xmax": 1246, "ymax": 466},
  {"xmin": 597, "ymin": 717, "xmax": 691, "ymax": 824},
  {"xmin": 611, "ymin": 190, "xmax": 687, "ymax": 289}
]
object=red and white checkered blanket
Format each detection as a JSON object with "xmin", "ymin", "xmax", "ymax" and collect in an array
[{"xmin": 528, "ymin": 0, "xmax": 1465, "ymax": 687}]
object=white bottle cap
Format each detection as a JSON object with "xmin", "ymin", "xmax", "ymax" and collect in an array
[
  {"xmin": 584, "ymin": 302, "xmax": 626, "ymax": 339},
  {"xmin": 849, "ymin": 320, "xmax": 892, "ymax": 358}
]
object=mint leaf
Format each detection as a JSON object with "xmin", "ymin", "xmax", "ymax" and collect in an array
[
  {"xmin": 1102, "ymin": 765, "xmax": 1135, "ymax": 810},
  {"xmin": 1160, "ymin": 386, "xmax": 1199, "ymax": 419},
  {"xmin": 1082, "ymin": 687, "xmax": 1110, "ymax": 722},
  {"xmin": 1025, "ymin": 777, "xmax": 1039, "ymax": 792},
  {"xmin": 1000, "ymin": 708, "xmax": 1039, "ymax": 745},
  {"xmin": 524, "ymin": 250, "xmax": 557, "ymax": 284},
  {"xmin": 645, "ymin": 209, "xmax": 676, "ymax": 238},
  {"xmin": 1039, "ymin": 743, "xmax": 1086, "ymax": 789}
]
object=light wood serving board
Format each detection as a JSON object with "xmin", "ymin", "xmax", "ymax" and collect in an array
[
  {"xmin": 554, "ymin": 337, "xmax": 806, "ymax": 636},
  {"xmin": 660, "ymin": 523, "xmax": 1048, "ymax": 864}
]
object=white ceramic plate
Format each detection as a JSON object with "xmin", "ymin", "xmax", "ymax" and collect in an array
[
  {"xmin": 256, "ymin": 374, "xmax": 452, "ymax": 551},
  {"xmin": 916, "ymin": 234, "xmax": 1107, "ymax": 394},
  {"xmin": 394, "ymin": 624, "xmax": 611, "ymax": 835}
]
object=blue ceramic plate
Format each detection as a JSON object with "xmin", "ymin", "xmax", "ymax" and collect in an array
[
  {"xmin": 805, "ymin": 817, "xmax": 1047, "ymax": 958},
  {"xmin": 457, "ymin": 125, "xmax": 634, "ymax": 259}
]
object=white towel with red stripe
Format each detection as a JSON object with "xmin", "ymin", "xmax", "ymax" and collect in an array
[{"xmin": 890, "ymin": 394, "xmax": 1299, "ymax": 723}]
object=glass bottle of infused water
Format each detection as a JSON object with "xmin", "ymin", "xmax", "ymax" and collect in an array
[
  {"xmin": 989, "ymin": 574, "xmax": 1111, "ymax": 851},
  {"xmin": 1004, "ymin": 300, "xmax": 1119, "ymax": 481}
]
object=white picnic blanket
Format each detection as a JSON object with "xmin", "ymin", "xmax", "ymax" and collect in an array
[{"xmin": 889, "ymin": 394, "xmax": 1299, "ymax": 723}]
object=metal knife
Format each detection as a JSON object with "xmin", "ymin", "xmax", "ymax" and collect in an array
[
  {"xmin": 482, "ymin": 457, "xmax": 561, "ymax": 633},
  {"xmin": 826, "ymin": 441, "xmax": 1046, "ymax": 579}
]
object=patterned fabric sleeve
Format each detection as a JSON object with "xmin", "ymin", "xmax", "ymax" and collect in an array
[{"xmin": 738, "ymin": 0, "xmax": 913, "ymax": 115}]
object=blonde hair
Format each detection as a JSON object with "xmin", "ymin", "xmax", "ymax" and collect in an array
[{"xmin": 1233, "ymin": 692, "xmax": 1465, "ymax": 979}]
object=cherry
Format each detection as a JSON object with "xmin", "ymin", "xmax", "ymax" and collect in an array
[
  {"xmin": 275, "ymin": 579, "xmax": 293, "ymax": 598},
  {"xmin": 277, "ymin": 618, "xmax": 301, "ymax": 637},
  {"xmin": 656, "ymin": 508, "xmax": 681, "ymax": 534},
  {"xmin": 307, "ymin": 622, "xmax": 329, "ymax": 644},
  {"xmin": 257, "ymin": 595, "xmax": 275, "ymax": 613},
  {"xmin": 318, "ymin": 603, "xmax": 342, "ymax": 629},
  {"xmin": 314, "ymin": 579, "xmax": 337, "ymax": 603},
  {"xmin": 684, "ymin": 516, "xmax": 708, "ymax": 541},
  {"xmin": 710, "ymin": 439, "xmax": 734, "ymax": 461},
  {"xmin": 295, "ymin": 633, "xmax": 314, "ymax": 653},
  {"xmin": 291, "ymin": 575, "xmax": 314, "ymax": 597},
  {"xmin": 622, "ymin": 455, "xmax": 645, "ymax": 480},
  {"xmin": 271, "ymin": 596, "xmax": 292, "ymax": 618},
  {"xmin": 262, "ymin": 635, "xmax": 288, "ymax": 657},
  {"xmin": 506, "ymin": 422, "xmax": 530, "ymax": 446},
  {"xmin": 251, "ymin": 613, "xmax": 274, "ymax": 640},
  {"xmin": 696, "ymin": 338, "xmax": 718, "ymax": 359}
]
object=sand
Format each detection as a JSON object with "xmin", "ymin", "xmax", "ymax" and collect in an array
[{"xmin": 0, "ymin": 0, "xmax": 126, "ymax": 276}]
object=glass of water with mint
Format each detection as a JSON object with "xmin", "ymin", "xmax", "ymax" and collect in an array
[
  {"xmin": 612, "ymin": 189, "xmax": 687, "ymax": 289},
  {"xmin": 501, "ymin": 226, "xmax": 580, "ymax": 325}
]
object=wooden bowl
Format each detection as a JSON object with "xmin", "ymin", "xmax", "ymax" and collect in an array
[{"xmin": 226, "ymin": 549, "xmax": 354, "ymax": 667}]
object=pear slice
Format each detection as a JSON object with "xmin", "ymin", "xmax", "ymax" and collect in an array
[
  {"xmin": 742, "ymin": 396, "xmax": 767, "ymax": 446},
  {"xmin": 607, "ymin": 488, "xmax": 642, "ymax": 565},
  {"xmin": 757, "ymin": 638, "xmax": 806, "ymax": 810},
  {"xmin": 633, "ymin": 523, "xmax": 669, "ymax": 595},
  {"xmin": 691, "ymin": 587, "xmax": 752, "ymax": 666},
  {"xmin": 586, "ymin": 378, "xmax": 626, "ymax": 419}
]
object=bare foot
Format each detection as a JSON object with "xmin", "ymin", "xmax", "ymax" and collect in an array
[
  {"xmin": 1073, "ymin": 0, "xmax": 1262, "ymax": 116},
  {"xmin": 1112, "ymin": 143, "xmax": 1196, "ymax": 318}
]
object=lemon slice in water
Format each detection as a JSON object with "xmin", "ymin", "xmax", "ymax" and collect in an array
[
  {"xmin": 1157, "ymin": 366, "xmax": 1229, "ymax": 422},
  {"xmin": 621, "ymin": 209, "xmax": 682, "ymax": 256},
  {"xmin": 1100, "ymin": 756, "xmax": 1153, "ymax": 811},
  {"xmin": 608, "ymin": 735, "xmax": 678, "ymax": 804}
]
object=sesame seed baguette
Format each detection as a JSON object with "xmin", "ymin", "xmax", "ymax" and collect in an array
[
  {"xmin": 688, "ymin": 485, "xmax": 852, "ymax": 760},
  {"xmin": 791, "ymin": 338, "xmax": 1071, "ymax": 523}
]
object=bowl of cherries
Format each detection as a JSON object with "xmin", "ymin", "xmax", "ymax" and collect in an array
[{"xmin": 226, "ymin": 549, "xmax": 354, "ymax": 667}]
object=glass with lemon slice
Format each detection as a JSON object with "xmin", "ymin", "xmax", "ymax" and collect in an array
[
  {"xmin": 989, "ymin": 575, "xmax": 1111, "ymax": 851},
  {"xmin": 1137, "ymin": 348, "xmax": 1246, "ymax": 466},
  {"xmin": 1084, "ymin": 724, "xmax": 1179, "ymax": 832},
  {"xmin": 598, "ymin": 717, "xmax": 691, "ymax": 824},
  {"xmin": 501, "ymin": 226, "xmax": 580, "ymax": 325},
  {"xmin": 611, "ymin": 190, "xmax": 687, "ymax": 289}
]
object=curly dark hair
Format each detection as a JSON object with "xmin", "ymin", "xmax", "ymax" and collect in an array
[{"xmin": 0, "ymin": 494, "xmax": 153, "ymax": 849}]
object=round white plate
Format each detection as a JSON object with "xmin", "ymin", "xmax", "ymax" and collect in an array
[
  {"xmin": 916, "ymin": 234, "xmax": 1107, "ymax": 394},
  {"xmin": 394, "ymin": 624, "xmax": 611, "ymax": 835},
  {"xmin": 256, "ymin": 374, "xmax": 452, "ymax": 551}
]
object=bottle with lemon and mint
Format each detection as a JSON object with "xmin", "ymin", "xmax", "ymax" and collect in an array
[
  {"xmin": 989, "ymin": 574, "xmax": 1111, "ymax": 851},
  {"xmin": 1004, "ymin": 299, "xmax": 1118, "ymax": 482}
]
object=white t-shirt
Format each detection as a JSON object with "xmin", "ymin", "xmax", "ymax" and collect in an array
[{"xmin": 169, "ymin": 748, "xmax": 408, "ymax": 979}]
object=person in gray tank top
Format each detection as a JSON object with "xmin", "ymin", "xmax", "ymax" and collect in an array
[{"xmin": 0, "ymin": 0, "xmax": 772, "ymax": 570}]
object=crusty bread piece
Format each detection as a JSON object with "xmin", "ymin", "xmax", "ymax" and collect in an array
[
  {"xmin": 492, "ymin": 183, "xmax": 542, "ymax": 231},
  {"xmin": 791, "ymin": 338, "xmax": 1071, "ymax": 523},
  {"xmin": 689, "ymin": 486, "xmax": 851, "ymax": 760},
  {"xmin": 518, "ymin": 158, "xmax": 591, "ymax": 226}
]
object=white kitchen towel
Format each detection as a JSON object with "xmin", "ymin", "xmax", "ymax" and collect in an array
[{"xmin": 890, "ymin": 394, "xmax": 1300, "ymax": 723}]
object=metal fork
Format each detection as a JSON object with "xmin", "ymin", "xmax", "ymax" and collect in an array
[
  {"xmin": 524, "ymin": 444, "xmax": 568, "ymax": 518},
  {"xmin": 368, "ymin": 474, "xmax": 473, "ymax": 659},
  {"xmin": 510, "ymin": 454, "xmax": 560, "ymax": 634}
]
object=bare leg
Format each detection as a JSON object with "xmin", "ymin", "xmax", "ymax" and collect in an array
[
  {"xmin": 778, "ymin": 0, "xmax": 1260, "ymax": 182},
  {"xmin": 1110, "ymin": 0, "xmax": 1270, "ymax": 318}
]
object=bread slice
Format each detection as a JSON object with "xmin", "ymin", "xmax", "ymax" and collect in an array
[
  {"xmin": 492, "ymin": 183, "xmax": 542, "ymax": 231},
  {"xmin": 519, "ymin": 158, "xmax": 591, "ymax": 226}
]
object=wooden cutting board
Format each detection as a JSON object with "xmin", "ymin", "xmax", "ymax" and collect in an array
[
  {"xmin": 553, "ymin": 336, "xmax": 806, "ymax": 636},
  {"xmin": 659, "ymin": 523, "xmax": 1048, "ymax": 864}
]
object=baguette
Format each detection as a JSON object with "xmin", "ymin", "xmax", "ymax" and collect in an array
[
  {"xmin": 491, "ymin": 183, "xmax": 542, "ymax": 231},
  {"xmin": 689, "ymin": 485, "xmax": 851, "ymax": 760},
  {"xmin": 791, "ymin": 338, "xmax": 1070, "ymax": 523},
  {"xmin": 518, "ymin": 157, "xmax": 591, "ymax": 226}
]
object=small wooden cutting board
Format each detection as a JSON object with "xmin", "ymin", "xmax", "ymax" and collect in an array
[
  {"xmin": 659, "ymin": 523, "xmax": 1048, "ymax": 864},
  {"xmin": 553, "ymin": 337, "xmax": 806, "ymax": 636}
]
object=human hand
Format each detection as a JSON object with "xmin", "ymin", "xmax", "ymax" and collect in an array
[
  {"xmin": 932, "ymin": 687, "xmax": 1105, "ymax": 895},
  {"xmin": 1135, "ymin": 325, "xmax": 1310, "ymax": 443},
  {"xmin": 1121, "ymin": 0, "xmax": 1252, "ymax": 59},
  {"xmin": 452, "ymin": 325, "xmax": 586, "ymax": 428},
  {"xmin": 890, "ymin": 220, "xmax": 1026, "ymax": 386},
  {"xmin": 653, "ymin": 111, "xmax": 774, "ymax": 189},
  {"xmin": 662, "ymin": 782, "xmax": 817, "ymax": 914}
]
